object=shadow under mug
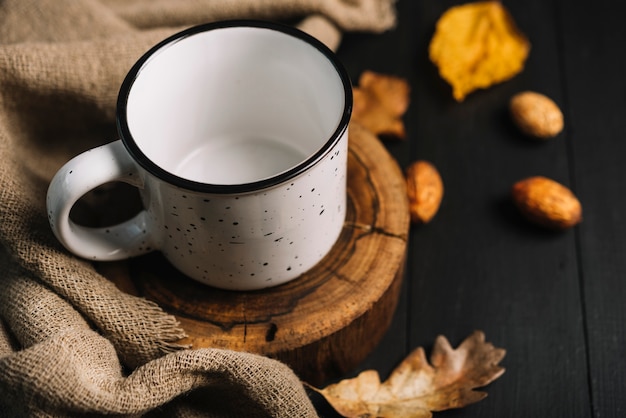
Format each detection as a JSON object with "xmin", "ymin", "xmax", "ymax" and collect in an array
[{"xmin": 46, "ymin": 20, "xmax": 352, "ymax": 291}]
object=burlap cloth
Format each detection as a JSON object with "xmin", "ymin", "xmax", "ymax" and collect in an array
[{"xmin": 0, "ymin": 1, "xmax": 396, "ymax": 416}]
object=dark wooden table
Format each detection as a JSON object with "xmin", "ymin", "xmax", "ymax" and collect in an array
[{"xmin": 314, "ymin": 0, "xmax": 626, "ymax": 416}]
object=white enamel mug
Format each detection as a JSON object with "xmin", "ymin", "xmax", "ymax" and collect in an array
[{"xmin": 46, "ymin": 21, "xmax": 352, "ymax": 290}]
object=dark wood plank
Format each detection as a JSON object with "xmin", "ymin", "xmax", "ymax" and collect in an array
[
  {"xmin": 558, "ymin": 0, "xmax": 626, "ymax": 415},
  {"xmin": 335, "ymin": 0, "xmax": 595, "ymax": 416},
  {"xmin": 405, "ymin": 2, "xmax": 590, "ymax": 415}
]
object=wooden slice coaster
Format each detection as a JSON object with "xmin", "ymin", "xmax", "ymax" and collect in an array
[{"xmin": 103, "ymin": 123, "xmax": 409, "ymax": 384}]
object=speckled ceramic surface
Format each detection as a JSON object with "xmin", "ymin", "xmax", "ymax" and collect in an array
[{"xmin": 47, "ymin": 21, "xmax": 352, "ymax": 290}]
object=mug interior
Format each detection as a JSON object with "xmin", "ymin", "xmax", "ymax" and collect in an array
[{"xmin": 120, "ymin": 22, "xmax": 349, "ymax": 189}]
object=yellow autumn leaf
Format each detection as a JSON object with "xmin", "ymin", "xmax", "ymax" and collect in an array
[
  {"xmin": 429, "ymin": 1, "xmax": 530, "ymax": 101},
  {"xmin": 310, "ymin": 331, "xmax": 506, "ymax": 418}
]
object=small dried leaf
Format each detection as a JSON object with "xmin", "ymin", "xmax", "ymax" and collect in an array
[
  {"xmin": 311, "ymin": 331, "xmax": 506, "ymax": 418},
  {"xmin": 352, "ymin": 70, "xmax": 410, "ymax": 139},
  {"xmin": 429, "ymin": 1, "xmax": 530, "ymax": 101}
]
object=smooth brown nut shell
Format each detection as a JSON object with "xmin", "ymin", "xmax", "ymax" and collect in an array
[
  {"xmin": 510, "ymin": 91, "xmax": 564, "ymax": 139},
  {"xmin": 406, "ymin": 161, "xmax": 443, "ymax": 224},
  {"xmin": 512, "ymin": 176, "xmax": 582, "ymax": 229}
]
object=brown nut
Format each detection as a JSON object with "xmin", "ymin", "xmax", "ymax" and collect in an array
[
  {"xmin": 509, "ymin": 91, "xmax": 564, "ymax": 139},
  {"xmin": 406, "ymin": 160, "xmax": 443, "ymax": 224},
  {"xmin": 512, "ymin": 176, "xmax": 582, "ymax": 229}
]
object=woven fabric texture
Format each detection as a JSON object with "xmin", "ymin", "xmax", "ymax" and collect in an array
[{"xmin": 0, "ymin": 0, "xmax": 395, "ymax": 416}]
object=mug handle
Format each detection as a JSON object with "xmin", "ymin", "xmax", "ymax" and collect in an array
[{"xmin": 46, "ymin": 140, "xmax": 154, "ymax": 260}]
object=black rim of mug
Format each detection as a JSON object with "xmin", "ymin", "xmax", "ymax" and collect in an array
[{"xmin": 116, "ymin": 19, "xmax": 353, "ymax": 194}]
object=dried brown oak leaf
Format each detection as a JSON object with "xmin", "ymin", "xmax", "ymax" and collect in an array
[
  {"xmin": 429, "ymin": 1, "xmax": 530, "ymax": 101},
  {"xmin": 310, "ymin": 331, "xmax": 505, "ymax": 418},
  {"xmin": 352, "ymin": 70, "xmax": 410, "ymax": 139}
]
